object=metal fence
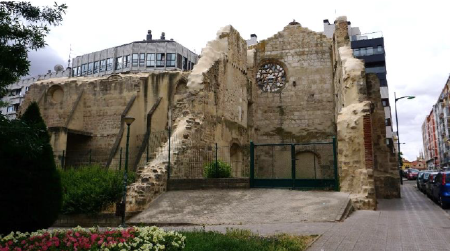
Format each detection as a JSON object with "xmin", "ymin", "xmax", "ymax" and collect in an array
[
  {"xmin": 250, "ymin": 138, "xmax": 338, "ymax": 190},
  {"xmin": 53, "ymin": 129, "xmax": 250, "ymax": 179},
  {"xmin": 168, "ymin": 143, "xmax": 250, "ymax": 179}
]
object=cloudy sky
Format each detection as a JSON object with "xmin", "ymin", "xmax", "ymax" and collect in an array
[{"xmin": 28, "ymin": 0, "xmax": 450, "ymax": 161}]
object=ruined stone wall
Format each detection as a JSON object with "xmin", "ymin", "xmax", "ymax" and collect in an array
[
  {"xmin": 20, "ymin": 72, "xmax": 186, "ymax": 168},
  {"xmin": 127, "ymin": 26, "xmax": 251, "ymax": 211},
  {"xmin": 366, "ymin": 74, "xmax": 401, "ymax": 198},
  {"xmin": 333, "ymin": 16, "xmax": 400, "ymax": 209},
  {"xmin": 252, "ymin": 23, "xmax": 335, "ymax": 144},
  {"xmin": 333, "ymin": 17, "xmax": 376, "ymax": 209}
]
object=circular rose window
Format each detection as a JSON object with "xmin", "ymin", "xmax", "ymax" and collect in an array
[{"xmin": 256, "ymin": 63, "xmax": 286, "ymax": 92}]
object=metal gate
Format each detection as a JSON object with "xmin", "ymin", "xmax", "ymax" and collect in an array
[{"xmin": 250, "ymin": 137, "xmax": 339, "ymax": 191}]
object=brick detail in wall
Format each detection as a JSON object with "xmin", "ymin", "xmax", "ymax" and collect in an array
[{"xmin": 363, "ymin": 114, "xmax": 374, "ymax": 169}]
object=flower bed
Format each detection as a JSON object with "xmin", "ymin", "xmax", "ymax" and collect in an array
[{"xmin": 0, "ymin": 226, "xmax": 185, "ymax": 251}]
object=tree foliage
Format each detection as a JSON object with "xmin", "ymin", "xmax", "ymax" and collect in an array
[
  {"xmin": 0, "ymin": 102, "xmax": 62, "ymax": 235},
  {"xmin": 0, "ymin": 1, "xmax": 67, "ymax": 97}
]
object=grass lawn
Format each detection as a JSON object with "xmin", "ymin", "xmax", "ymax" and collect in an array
[{"xmin": 180, "ymin": 228, "xmax": 316, "ymax": 251}]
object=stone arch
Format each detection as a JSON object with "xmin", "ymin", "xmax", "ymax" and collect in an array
[
  {"xmin": 255, "ymin": 59, "xmax": 288, "ymax": 93},
  {"xmin": 175, "ymin": 78, "xmax": 188, "ymax": 95},
  {"xmin": 230, "ymin": 142, "xmax": 243, "ymax": 177},
  {"xmin": 295, "ymin": 151, "xmax": 321, "ymax": 179},
  {"xmin": 47, "ymin": 85, "xmax": 64, "ymax": 103}
]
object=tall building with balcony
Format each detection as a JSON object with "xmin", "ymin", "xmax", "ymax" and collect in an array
[
  {"xmin": 323, "ymin": 19, "xmax": 395, "ymax": 149},
  {"xmin": 423, "ymin": 109, "xmax": 440, "ymax": 169},
  {"xmin": 422, "ymin": 75, "xmax": 450, "ymax": 169}
]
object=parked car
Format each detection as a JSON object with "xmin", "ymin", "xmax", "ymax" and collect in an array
[
  {"xmin": 431, "ymin": 171, "xmax": 450, "ymax": 208},
  {"xmin": 417, "ymin": 171, "xmax": 424, "ymax": 189},
  {"xmin": 407, "ymin": 169, "xmax": 419, "ymax": 180},
  {"xmin": 426, "ymin": 172, "xmax": 439, "ymax": 198},
  {"xmin": 418, "ymin": 170, "xmax": 432, "ymax": 192}
]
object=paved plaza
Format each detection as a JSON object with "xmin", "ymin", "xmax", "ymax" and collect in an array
[
  {"xmin": 159, "ymin": 181, "xmax": 450, "ymax": 251},
  {"xmin": 129, "ymin": 189, "xmax": 351, "ymax": 225}
]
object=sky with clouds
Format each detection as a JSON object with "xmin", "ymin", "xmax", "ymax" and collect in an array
[{"xmin": 27, "ymin": 0, "xmax": 450, "ymax": 161}]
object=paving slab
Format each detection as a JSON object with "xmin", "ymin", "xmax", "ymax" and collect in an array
[
  {"xmin": 129, "ymin": 189, "xmax": 350, "ymax": 225},
  {"xmin": 309, "ymin": 181, "xmax": 450, "ymax": 251}
]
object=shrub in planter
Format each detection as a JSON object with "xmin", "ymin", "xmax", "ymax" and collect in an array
[
  {"xmin": 0, "ymin": 102, "xmax": 62, "ymax": 235},
  {"xmin": 59, "ymin": 165, "xmax": 136, "ymax": 215},
  {"xmin": 0, "ymin": 226, "xmax": 185, "ymax": 251},
  {"xmin": 203, "ymin": 160, "xmax": 231, "ymax": 178}
]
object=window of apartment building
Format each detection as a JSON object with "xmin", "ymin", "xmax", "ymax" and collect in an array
[
  {"xmin": 381, "ymin": 98, "xmax": 390, "ymax": 107},
  {"xmin": 106, "ymin": 58, "xmax": 113, "ymax": 71},
  {"xmin": 115, "ymin": 57, "xmax": 123, "ymax": 70},
  {"xmin": 93, "ymin": 61, "xmax": 99, "ymax": 74},
  {"xmin": 132, "ymin": 53, "xmax": 139, "ymax": 67},
  {"xmin": 81, "ymin": 64, "xmax": 87, "ymax": 75},
  {"xmin": 156, "ymin": 53, "xmax": 165, "ymax": 67},
  {"xmin": 377, "ymin": 45, "xmax": 384, "ymax": 54},
  {"xmin": 7, "ymin": 106, "xmax": 15, "ymax": 113},
  {"xmin": 139, "ymin": 54, "xmax": 145, "ymax": 66},
  {"xmin": 100, "ymin": 60, "xmax": 106, "ymax": 72},
  {"xmin": 88, "ymin": 62, "xmax": 94, "ymax": 75},
  {"xmin": 183, "ymin": 57, "xmax": 187, "ymax": 70},
  {"xmin": 166, "ymin": 53, "xmax": 176, "ymax": 67},
  {"xmin": 124, "ymin": 55, "xmax": 131, "ymax": 68},
  {"xmin": 146, "ymin": 53, "xmax": 155, "ymax": 67},
  {"xmin": 72, "ymin": 67, "xmax": 78, "ymax": 77},
  {"xmin": 77, "ymin": 66, "xmax": 81, "ymax": 76},
  {"xmin": 385, "ymin": 118, "xmax": 392, "ymax": 126},
  {"xmin": 177, "ymin": 54, "xmax": 182, "ymax": 69},
  {"xmin": 353, "ymin": 48, "xmax": 360, "ymax": 57},
  {"xmin": 360, "ymin": 48, "xmax": 367, "ymax": 56},
  {"xmin": 366, "ymin": 47, "xmax": 374, "ymax": 56}
]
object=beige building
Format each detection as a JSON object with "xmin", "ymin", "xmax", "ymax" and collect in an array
[{"xmin": 20, "ymin": 17, "xmax": 399, "ymax": 211}]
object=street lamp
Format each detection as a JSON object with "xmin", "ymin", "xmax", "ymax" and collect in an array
[
  {"xmin": 394, "ymin": 92, "xmax": 415, "ymax": 185},
  {"xmin": 121, "ymin": 116, "xmax": 135, "ymax": 227}
]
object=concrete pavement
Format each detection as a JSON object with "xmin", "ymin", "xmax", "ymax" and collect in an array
[
  {"xmin": 309, "ymin": 181, "xmax": 450, "ymax": 251},
  {"xmin": 129, "ymin": 189, "xmax": 351, "ymax": 225}
]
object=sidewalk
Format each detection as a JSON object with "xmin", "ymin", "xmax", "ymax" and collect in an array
[{"xmin": 309, "ymin": 181, "xmax": 450, "ymax": 251}]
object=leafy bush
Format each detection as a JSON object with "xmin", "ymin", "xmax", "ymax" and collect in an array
[
  {"xmin": 0, "ymin": 102, "xmax": 62, "ymax": 235},
  {"xmin": 0, "ymin": 226, "xmax": 185, "ymax": 251},
  {"xmin": 59, "ymin": 165, "xmax": 135, "ymax": 215},
  {"xmin": 203, "ymin": 160, "xmax": 231, "ymax": 178}
]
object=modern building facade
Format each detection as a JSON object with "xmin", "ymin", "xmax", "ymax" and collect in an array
[
  {"xmin": 422, "ymin": 75, "xmax": 450, "ymax": 169},
  {"xmin": 323, "ymin": 20, "xmax": 394, "ymax": 149},
  {"xmin": 71, "ymin": 31, "xmax": 198, "ymax": 77}
]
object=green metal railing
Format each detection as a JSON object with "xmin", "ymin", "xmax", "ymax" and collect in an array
[{"xmin": 250, "ymin": 137, "xmax": 339, "ymax": 191}]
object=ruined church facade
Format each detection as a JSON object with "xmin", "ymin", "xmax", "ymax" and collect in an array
[{"xmin": 20, "ymin": 17, "xmax": 399, "ymax": 211}]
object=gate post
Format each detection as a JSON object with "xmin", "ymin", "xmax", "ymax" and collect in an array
[
  {"xmin": 250, "ymin": 141, "xmax": 254, "ymax": 188},
  {"xmin": 291, "ymin": 144, "xmax": 296, "ymax": 190},
  {"xmin": 332, "ymin": 137, "xmax": 339, "ymax": 191}
]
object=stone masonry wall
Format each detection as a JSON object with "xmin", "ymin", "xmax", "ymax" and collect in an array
[
  {"xmin": 252, "ymin": 23, "xmax": 335, "ymax": 144},
  {"xmin": 366, "ymin": 74, "xmax": 401, "ymax": 198},
  {"xmin": 333, "ymin": 17, "xmax": 377, "ymax": 209}
]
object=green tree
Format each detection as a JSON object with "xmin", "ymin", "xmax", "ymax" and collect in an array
[
  {"xmin": 0, "ymin": 1, "xmax": 67, "ymax": 97},
  {"xmin": 0, "ymin": 102, "xmax": 62, "ymax": 235}
]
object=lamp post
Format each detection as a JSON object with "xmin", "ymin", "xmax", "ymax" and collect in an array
[
  {"xmin": 394, "ymin": 92, "xmax": 415, "ymax": 185},
  {"xmin": 121, "ymin": 116, "xmax": 135, "ymax": 227}
]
